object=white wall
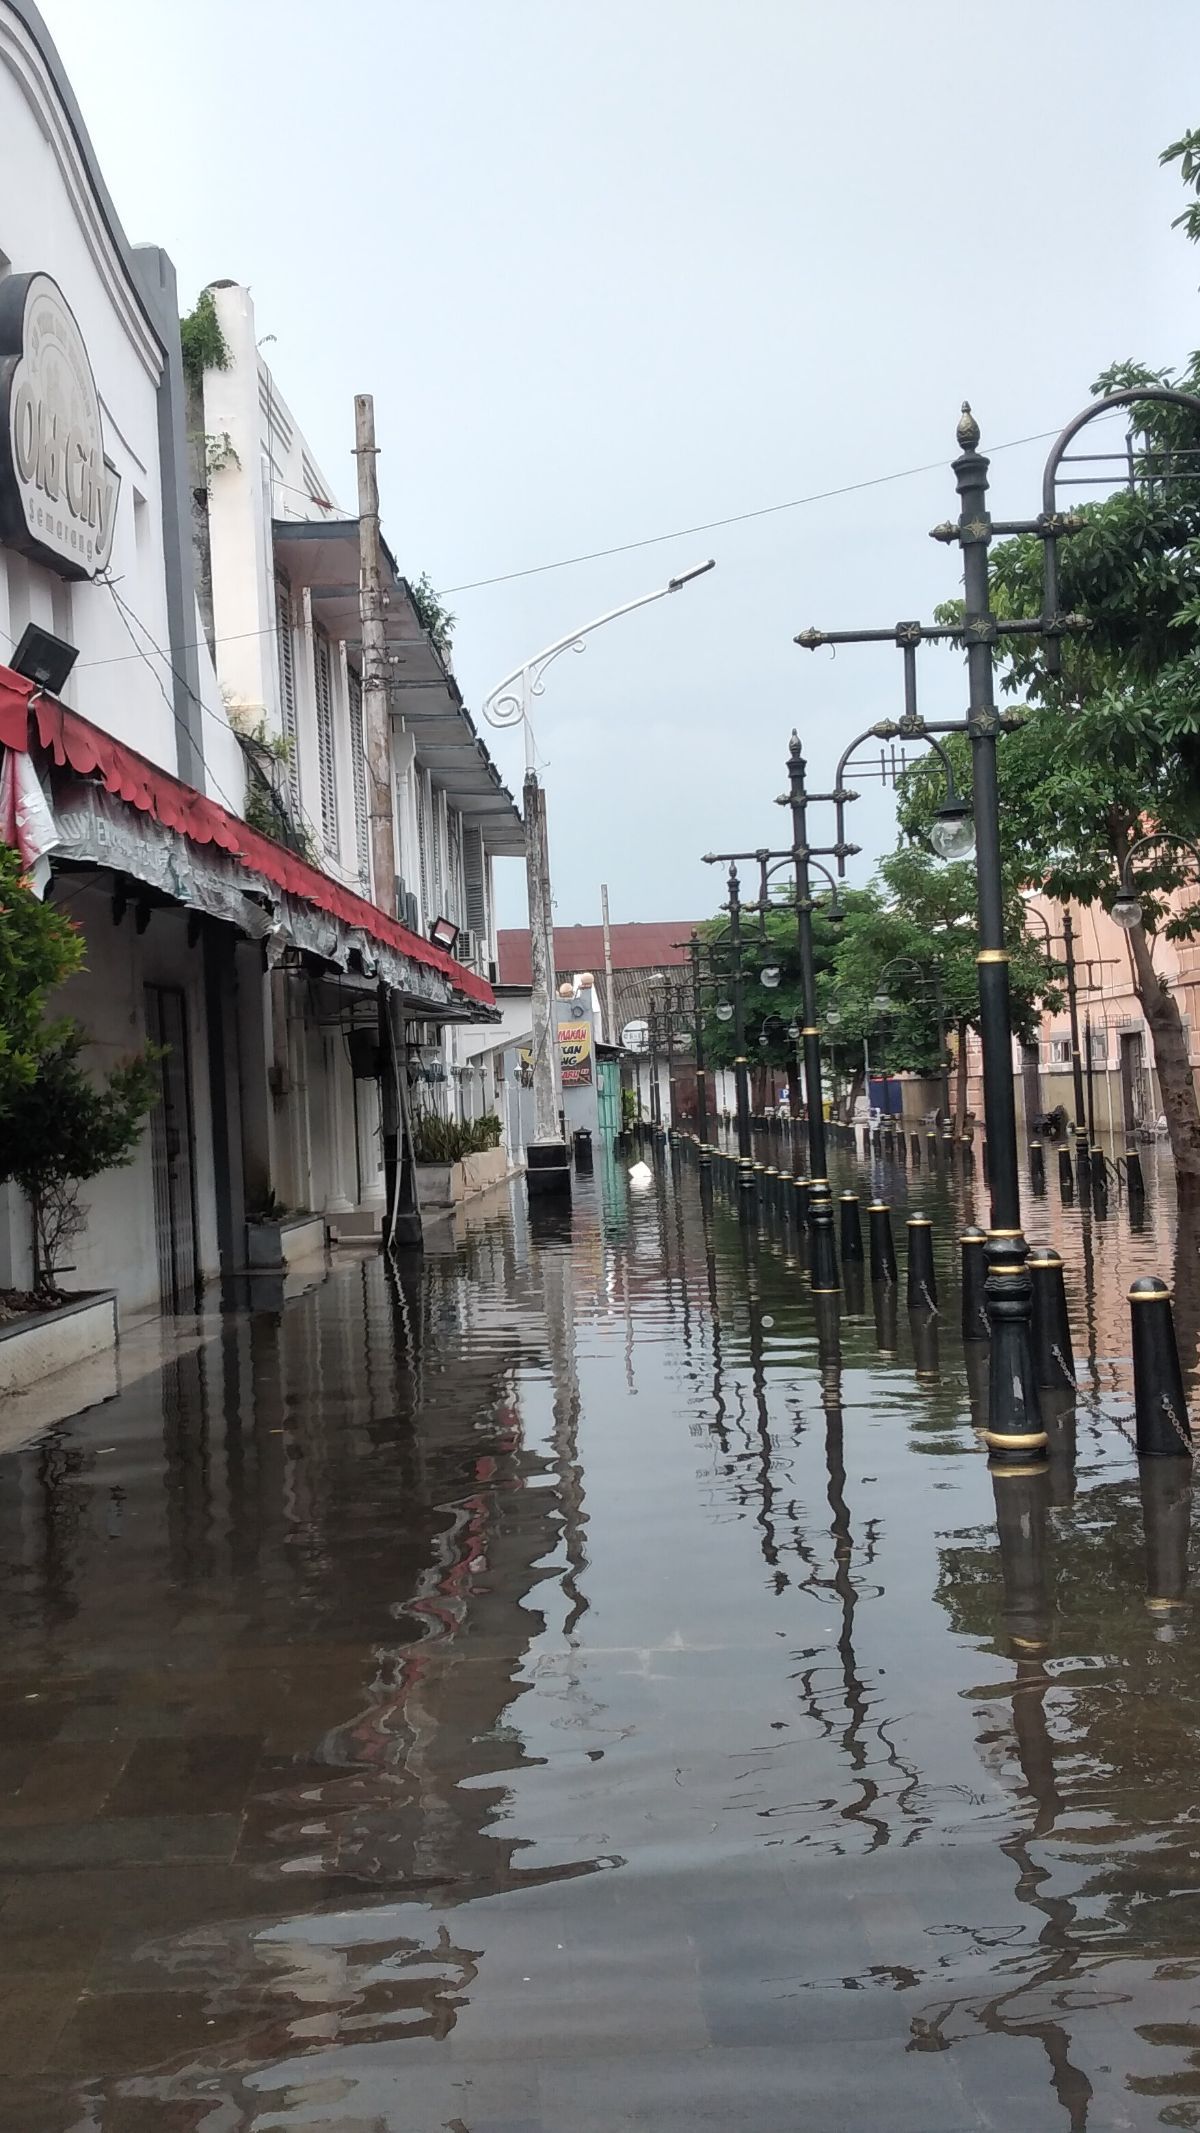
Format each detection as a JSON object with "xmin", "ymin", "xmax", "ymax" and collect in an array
[
  {"xmin": 44, "ymin": 889, "xmax": 221, "ymax": 1315},
  {"xmin": 0, "ymin": 12, "xmax": 180, "ymax": 772}
]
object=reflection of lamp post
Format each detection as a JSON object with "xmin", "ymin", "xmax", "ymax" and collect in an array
[{"xmin": 482, "ymin": 560, "xmax": 714, "ymax": 1200}]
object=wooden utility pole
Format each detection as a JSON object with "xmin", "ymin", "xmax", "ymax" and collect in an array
[
  {"xmin": 353, "ymin": 395, "xmax": 420, "ymax": 1245},
  {"xmin": 353, "ymin": 393, "xmax": 396, "ymax": 910}
]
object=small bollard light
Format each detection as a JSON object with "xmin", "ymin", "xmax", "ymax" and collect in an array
[
  {"xmin": 1029, "ymin": 1247, "xmax": 1076, "ymax": 1392},
  {"xmin": 960, "ymin": 1227, "xmax": 989, "ymax": 1343},
  {"xmin": 869, "ymin": 1202, "xmax": 898, "ymax": 1286},
  {"xmin": 1129, "ymin": 1278, "xmax": 1193, "ymax": 1459},
  {"xmin": 906, "ymin": 1215, "xmax": 938, "ymax": 1314},
  {"xmin": 839, "ymin": 1192, "xmax": 864, "ymax": 1263}
]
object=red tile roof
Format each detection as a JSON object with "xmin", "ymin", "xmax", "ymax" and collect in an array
[{"xmin": 497, "ymin": 923, "xmax": 698, "ymax": 989}]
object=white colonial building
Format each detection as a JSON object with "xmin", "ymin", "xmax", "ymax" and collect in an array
[{"xmin": 0, "ymin": 1, "xmax": 517, "ymax": 1334}]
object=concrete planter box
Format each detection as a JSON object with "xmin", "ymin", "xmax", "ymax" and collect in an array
[
  {"xmin": 244, "ymin": 1212, "xmax": 326, "ymax": 1270},
  {"xmin": 0, "ymin": 1290, "xmax": 118, "ymax": 1396},
  {"xmin": 417, "ymin": 1145, "xmax": 509, "ymax": 1209}
]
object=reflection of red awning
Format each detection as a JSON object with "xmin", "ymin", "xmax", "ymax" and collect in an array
[{"xmin": 0, "ymin": 665, "xmax": 494, "ymax": 1009}]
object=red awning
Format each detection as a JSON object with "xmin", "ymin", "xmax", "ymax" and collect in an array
[{"xmin": 0, "ymin": 665, "xmax": 494, "ymax": 1008}]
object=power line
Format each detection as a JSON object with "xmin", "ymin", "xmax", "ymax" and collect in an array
[
  {"xmin": 98, "ymin": 576, "xmax": 247, "ymax": 822},
  {"xmin": 437, "ymin": 425, "xmax": 1082, "ymax": 596}
]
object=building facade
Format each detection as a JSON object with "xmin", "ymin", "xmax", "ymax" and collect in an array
[{"xmin": 0, "ymin": 3, "xmax": 513, "ymax": 1325}]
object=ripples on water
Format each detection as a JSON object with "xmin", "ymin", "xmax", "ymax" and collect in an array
[{"xmin": 0, "ymin": 1135, "xmax": 1197, "ymax": 2130}]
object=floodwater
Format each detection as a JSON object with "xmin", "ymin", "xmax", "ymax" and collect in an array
[{"xmin": 1, "ymin": 1137, "xmax": 1199, "ymax": 2131}]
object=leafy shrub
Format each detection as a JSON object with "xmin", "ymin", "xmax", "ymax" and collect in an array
[{"xmin": 413, "ymin": 1111, "xmax": 502, "ymax": 1163}]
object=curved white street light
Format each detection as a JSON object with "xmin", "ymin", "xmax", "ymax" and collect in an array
[{"xmin": 479, "ymin": 559, "xmax": 716, "ymax": 1195}]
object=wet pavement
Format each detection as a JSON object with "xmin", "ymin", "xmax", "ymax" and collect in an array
[{"xmin": 1, "ymin": 1139, "xmax": 1199, "ymax": 2130}]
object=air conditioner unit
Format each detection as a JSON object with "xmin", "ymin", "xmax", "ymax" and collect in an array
[{"xmin": 456, "ymin": 929, "xmax": 478, "ymax": 968}]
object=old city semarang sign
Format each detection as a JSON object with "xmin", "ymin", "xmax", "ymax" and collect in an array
[{"xmin": 0, "ymin": 272, "xmax": 120, "ymax": 580}]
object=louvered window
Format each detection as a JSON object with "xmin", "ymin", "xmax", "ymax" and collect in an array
[
  {"xmin": 416, "ymin": 775, "xmax": 431, "ymax": 926},
  {"xmin": 463, "ymin": 827, "xmax": 487, "ymax": 937},
  {"xmin": 275, "ymin": 577, "xmax": 300, "ymax": 803},
  {"xmin": 348, "ymin": 668, "xmax": 370, "ymax": 889},
  {"xmin": 446, "ymin": 810, "xmax": 463, "ymax": 926},
  {"xmin": 313, "ymin": 631, "xmax": 338, "ymax": 852}
]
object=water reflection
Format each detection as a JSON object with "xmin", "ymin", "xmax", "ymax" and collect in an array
[{"xmin": 1, "ymin": 1147, "xmax": 1197, "ymax": 2129}]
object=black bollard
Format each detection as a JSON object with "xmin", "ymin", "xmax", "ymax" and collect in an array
[
  {"xmin": 862, "ymin": 1125, "xmax": 872, "ymax": 1157},
  {"xmin": 839, "ymin": 1192, "xmax": 864, "ymax": 1263},
  {"xmin": 1029, "ymin": 1143, "xmax": 1045, "ymax": 1195},
  {"xmin": 764, "ymin": 1166, "xmax": 780, "ymax": 1220},
  {"xmin": 1029, "ymin": 1247, "xmax": 1076, "ymax": 1392},
  {"xmin": 1129, "ymin": 1278, "xmax": 1193, "ymax": 1458},
  {"xmin": 961, "ymin": 1142, "xmax": 975, "ymax": 1177},
  {"xmin": 807, "ymin": 1180, "xmax": 840, "ymax": 1295},
  {"xmin": 793, "ymin": 1174, "xmax": 811, "ymax": 1229},
  {"xmin": 1140, "ymin": 1457, "xmax": 1192, "ymax": 1620},
  {"xmin": 1126, "ymin": 1148, "xmax": 1145, "ymax": 1198},
  {"xmin": 897, "ymin": 1130, "xmax": 908, "ymax": 1167},
  {"xmin": 869, "ymin": 1202, "xmax": 898, "ymax": 1286},
  {"xmin": 883, "ymin": 1127, "xmax": 895, "ymax": 1161},
  {"xmin": 1058, "ymin": 1145, "xmax": 1074, "ymax": 1199},
  {"xmin": 872, "ymin": 1128, "xmax": 883, "ymax": 1157},
  {"xmin": 927, "ymin": 1130, "xmax": 939, "ymax": 1165},
  {"xmin": 906, "ymin": 1215, "xmax": 938, "ymax": 1314},
  {"xmin": 1092, "ymin": 1174, "xmax": 1109, "ymax": 1223},
  {"xmin": 872, "ymin": 1277, "xmax": 899, "ymax": 1358},
  {"xmin": 960, "ymin": 1226, "xmax": 989, "ymax": 1343},
  {"xmin": 911, "ymin": 1132, "xmax": 922, "ymax": 1166},
  {"xmin": 1042, "ymin": 1388, "xmax": 1078, "ymax": 1508}
]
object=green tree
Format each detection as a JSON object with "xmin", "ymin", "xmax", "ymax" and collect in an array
[
  {"xmin": 828, "ymin": 847, "xmax": 1054, "ymax": 1134},
  {"xmin": 0, "ymin": 845, "xmax": 83, "ymax": 1113},
  {"xmin": 0, "ymin": 1029, "xmax": 160, "ymax": 1295}
]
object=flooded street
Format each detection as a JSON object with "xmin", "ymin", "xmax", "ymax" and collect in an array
[{"xmin": 2, "ymin": 1145, "xmax": 1200, "ymax": 2132}]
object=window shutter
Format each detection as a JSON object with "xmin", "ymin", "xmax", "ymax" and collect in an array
[
  {"xmin": 416, "ymin": 775, "xmax": 431, "ymax": 924},
  {"xmin": 313, "ymin": 632, "xmax": 338, "ymax": 852},
  {"xmin": 348, "ymin": 667, "xmax": 370, "ymax": 889},
  {"xmin": 463, "ymin": 826, "xmax": 486, "ymax": 936},
  {"xmin": 446, "ymin": 810, "xmax": 463, "ymax": 926},
  {"xmin": 275, "ymin": 577, "xmax": 299, "ymax": 803}
]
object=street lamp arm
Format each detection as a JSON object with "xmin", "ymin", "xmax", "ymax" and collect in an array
[
  {"xmin": 1041, "ymin": 387, "xmax": 1200, "ymax": 515},
  {"xmin": 479, "ymin": 559, "xmax": 716, "ymax": 739},
  {"xmin": 1120, "ymin": 830, "xmax": 1200, "ymax": 891}
]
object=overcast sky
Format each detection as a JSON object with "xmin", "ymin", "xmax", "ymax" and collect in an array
[{"xmin": 41, "ymin": 0, "xmax": 1200, "ymax": 930}]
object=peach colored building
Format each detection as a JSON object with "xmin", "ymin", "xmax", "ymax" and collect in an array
[{"xmin": 960, "ymin": 891, "xmax": 1200, "ymax": 1146}]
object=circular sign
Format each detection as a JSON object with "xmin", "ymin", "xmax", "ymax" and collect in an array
[{"xmin": 621, "ymin": 1018, "xmax": 649, "ymax": 1051}]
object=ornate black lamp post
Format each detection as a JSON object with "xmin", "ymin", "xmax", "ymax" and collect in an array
[
  {"xmin": 871, "ymin": 953, "xmax": 952, "ymax": 1127},
  {"xmin": 796, "ymin": 385, "xmax": 1200, "ymax": 1459},
  {"xmin": 677, "ymin": 932, "xmax": 713, "ymax": 1163},
  {"xmin": 704, "ymin": 746, "xmax": 851, "ymax": 1287},
  {"xmin": 696, "ymin": 864, "xmax": 757, "ymax": 1199},
  {"xmin": 1024, "ymin": 901, "xmax": 1088, "ymax": 1176}
]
